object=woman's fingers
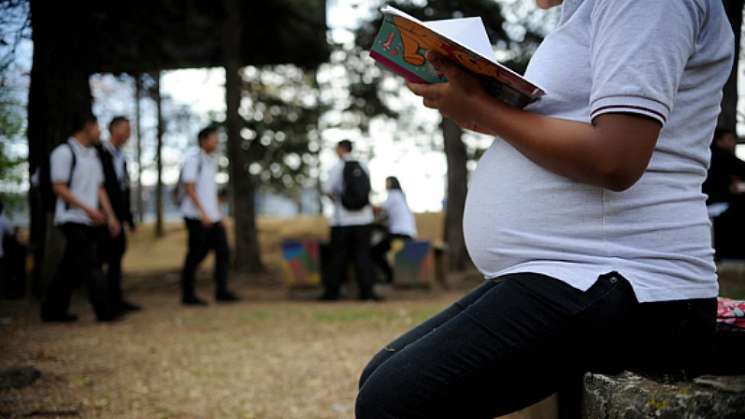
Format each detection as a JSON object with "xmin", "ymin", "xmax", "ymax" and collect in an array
[
  {"xmin": 427, "ymin": 51, "xmax": 459, "ymax": 79},
  {"xmin": 422, "ymin": 96, "xmax": 439, "ymax": 109},
  {"xmin": 406, "ymin": 81, "xmax": 429, "ymax": 97}
]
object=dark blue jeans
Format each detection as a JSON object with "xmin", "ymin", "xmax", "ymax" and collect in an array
[{"xmin": 356, "ymin": 272, "xmax": 716, "ymax": 419}]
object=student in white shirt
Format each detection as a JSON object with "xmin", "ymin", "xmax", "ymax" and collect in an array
[
  {"xmin": 356, "ymin": 1, "xmax": 734, "ymax": 417},
  {"xmin": 371, "ymin": 176, "xmax": 417, "ymax": 283},
  {"xmin": 41, "ymin": 113, "xmax": 122, "ymax": 323},
  {"xmin": 179, "ymin": 126, "xmax": 238, "ymax": 305},
  {"xmin": 320, "ymin": 140, "xmax": 381, "ymax": 301}
]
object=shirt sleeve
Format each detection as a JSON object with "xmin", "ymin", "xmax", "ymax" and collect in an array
[
  {"xmin": 323, "ymin": 162, "xmax": 343, "ymax": 195},
  {"xmin": 50, "ymin": 145, "xmax": 73, "ymax": 184},
  {"xmin": 589, "ymin": 0, "xmax": 703, "ymax": 125},
  {"xmin": 181, "ymin": 154, "xmax": 199, "ymax": 183}
]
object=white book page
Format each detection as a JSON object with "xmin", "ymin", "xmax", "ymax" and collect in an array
[
  {"xmin": 424, "ymin": 18, "xmax": 496, "ymax": 63},
  {"xmin": 380, "ymin": 6, "xmax": 496, "ymax": 63}
]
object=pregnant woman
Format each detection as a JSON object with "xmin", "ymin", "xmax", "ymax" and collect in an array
[{"xmin": 356, "ymin": 0, "xmax": 734, "ymax": 418}]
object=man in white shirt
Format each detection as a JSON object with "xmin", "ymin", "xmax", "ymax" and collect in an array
[
  {"xmin": 41, "ymin": 113, "xmax": 122, "ymax": 323},
  {"xmin": 320, "ymin": 140, "xmax": 380, "ymax": 301},
  {"xmin": 180, "ymin": 126, "xmax": 238, "ymax": 305},
  {"xmin": 96, "ymin": 116, "xmax": 141, "ymax": 312}
]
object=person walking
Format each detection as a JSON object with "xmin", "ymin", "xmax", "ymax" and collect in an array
[
  {"xmin": 179, "ymin": 126, "xmax": 239, "ymax": 306},
  {"xmin": 96, "ymin": 116, "xmax": 141, "ymax": 312},
  {"xmin": 41, "ymin": 113, "xmax": 122, "ymax": 323}
]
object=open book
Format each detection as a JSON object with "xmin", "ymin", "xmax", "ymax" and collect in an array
[{"xmin": 369, "ymin": 6, "xmax": 545, "ymax": 108}]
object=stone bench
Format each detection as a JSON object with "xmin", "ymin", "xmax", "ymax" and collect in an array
[
  {"xmin": 582, "ymin": 371, "xmax": 745, "ymax": 418},
  {"xmin": 503, "ymin": 325, "xmax": 745, "ymax": 419}
]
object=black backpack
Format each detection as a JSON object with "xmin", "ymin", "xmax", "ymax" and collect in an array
[{"xmin": 340, "ymin": 160, "xmax": 371, "ymax": 210}]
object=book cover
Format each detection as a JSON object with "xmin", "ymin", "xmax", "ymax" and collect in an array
[{"xmin": 369, "ymin": 6, "xmax": 545, "ymax": 108}]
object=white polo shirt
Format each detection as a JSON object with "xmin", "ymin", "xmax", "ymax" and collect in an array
[
  {"xmin": 323, "ymin": 155, "xmax": 374, "ymax": 227},
  {"xmin": 50, "ymin": 138, "xmax": 104, "ymax": 226},
  {"xmin": 180, "ymin": 148, "xmax": 221, "ymax": 222},
  {"xmin": 463, "ymin": 0, "xmax": 733, "ymax": 302},
  {"xmin": 382, "ymin": 190, "xmax": 417, "ymax": 237}
]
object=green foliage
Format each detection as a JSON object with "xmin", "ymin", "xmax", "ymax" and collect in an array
[
  {"xmin": 0, "ymin": 89, "xmax": 26, "ymax": 213},
  {"xmin": 0, "ymin": 0, "xmax": 30, "ymax": 215},
  {"xmin": 240, "ymin": 65, "xmax": 327, "ymax": 194}
]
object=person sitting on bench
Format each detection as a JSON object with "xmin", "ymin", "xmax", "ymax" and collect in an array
[
  {"xmin": 356, "ymin": 1, "xmax": 735, "ymax": 417},
  {"xmin": 371, "ymin": 176, "xmax": 417, "ymax": 284}
]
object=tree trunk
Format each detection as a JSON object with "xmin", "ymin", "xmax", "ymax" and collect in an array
[
  {"xmin": 27, "ymin": 0, "xmax": 94, "ymax": 297},
  {"xmin": 134, "ymin": 74, "xmax": 145, "ymax": 223},
  {"xmin": 223, "ymin": 0, "xmax": 264, "ymax": 273},
  {"xmin": 154, "ymin": 72, "xmax": 164, "ymax": 237},
  {"xmin": 719, "ymin": 0, "xmax": 743, "ymax": 134},
  {"xmin": 442, "ymin": 118, "xmax": 469, "ymax": 272}
]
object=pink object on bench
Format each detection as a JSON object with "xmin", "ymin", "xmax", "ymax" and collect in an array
[{"xmin": 717, "ymin": 297, "xmax": 745, "ymax": 329}]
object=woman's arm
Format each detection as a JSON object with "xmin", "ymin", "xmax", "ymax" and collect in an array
[{"xmin": 407, "ymin": 53, "xmax": 661, "ymax": 192}]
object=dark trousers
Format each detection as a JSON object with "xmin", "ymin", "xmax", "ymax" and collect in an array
[
  {"xmin": 98, "ymin": 227, "xmax": 127, "ymax": 305},
  {"xmin": 325, "ymin": 225, "xmax": 374, "ymax": 299},
  {"xmin": 356, "ymin": 272, "xmax": 717, "ymax": 419},
  {"xmin": 41, "ymin": 223, "xmax": 114, "ymax": 320},
  {"xmin": 181, "ymin": 218, "xmax": 230, "ymax": 298},
  {"xmin": 370, "ymin": 233, "xmax": 411, "ymax": 283},
  {"xmin": 712, "ymin": 197, "xmax": 745, "ymax": 259},
  {"xmin": 1, "ymin": 236, "xmax": 27, "ymax": 299}
]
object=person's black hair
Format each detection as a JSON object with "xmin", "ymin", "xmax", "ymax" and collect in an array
[
  {"xmin": 70, "ymin": 112, "xmax": 98, "ymax": 135},
  {"xmin": 198, "ymin": 125, "xmax": 219, "ymax": 144},
  {"xmin": 337, "ymin": 140, "xmax": 353, "ymax": 153},
  {"xmin": 386, "ymin": 176, "xmax": 403, "ymax": 192},
  {"xmin": 108, "ymin": 115, "xmax": 129, "ymax": 132}
]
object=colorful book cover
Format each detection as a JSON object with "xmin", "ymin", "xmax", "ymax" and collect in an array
[{"xmin": 369, "ymin": 6, "xmax": 545, "ymax": 108}]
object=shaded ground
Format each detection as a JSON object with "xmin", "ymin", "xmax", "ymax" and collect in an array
[{"xmin": 1, "ymin": 284, "xmax": 456, "ymax": 419}]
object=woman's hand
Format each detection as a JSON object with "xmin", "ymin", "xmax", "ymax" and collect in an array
[{"xmin": 405, "ymin": 52, "xmax": 491, "ymax": 133}]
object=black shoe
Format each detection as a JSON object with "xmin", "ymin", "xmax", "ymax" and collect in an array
[
  {"xmin": 215, "ymin": 291, "xmax": 240, "ymax": 303},
  {"xmin": 41, "ymin": 312, "xmax": 79, "ymax": 323},
  {"xmin": 120, "ymin": 300, "xmax": 142, "ymax": 312},
  {"xmin": 359, "ymin": 293, "xmax": 385, "ymax": 302},
  {"xmin": 182, "ymin": 295, "xmax": 208, "ymax": 306}
]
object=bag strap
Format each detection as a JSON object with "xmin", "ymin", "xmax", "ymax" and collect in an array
[{"xmin": 64, "ymin": 141, "xmax": 77, "ymax": 210}]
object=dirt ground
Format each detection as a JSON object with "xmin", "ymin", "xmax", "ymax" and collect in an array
[
  {"xmin": 1, "ymin": 284, "xmax": 460, "ymax": 419},
  {"xmin": 4, "ymin": 213, "xmax": 742, "ymax": 418}
]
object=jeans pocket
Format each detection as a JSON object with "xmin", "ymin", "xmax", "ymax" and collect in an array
[{"xmin": 579, "ymin": 272, "xmax": 635, "ymax": 312}]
